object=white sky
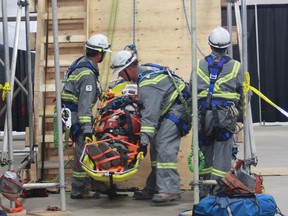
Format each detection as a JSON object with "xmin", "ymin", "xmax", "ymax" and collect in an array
[{"xmin": 0, "ymin": 0, "xmax": 37, "ymax": 51}]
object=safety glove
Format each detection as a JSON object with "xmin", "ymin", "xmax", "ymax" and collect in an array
[
  {"xmin": 138, "ymin": 144, "xmax": 148, "ymax": 157},
  {"xmin": 84, "ymin": 133, "xmax": 93, "ymax": 144},
  {"xmin": 99, "ymin": 90, "xmax": 115, "ymax": 101}
]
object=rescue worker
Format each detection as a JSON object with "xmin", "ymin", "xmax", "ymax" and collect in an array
[
  {"xmin": 61, "ymin": 34, "xmax": 111, "ymax": 199},
  {"xmin": 110, "ymin": 50, "xmax": 191, "ymax": 203},
  {"xmin": 192, "ymin": 27, "xmax": 244, "ymax": 198}
]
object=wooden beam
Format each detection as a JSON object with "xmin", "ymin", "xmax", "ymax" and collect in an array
[{"xmin": 42, "ymin": 12, "xmax": 86, "ymax": 20}]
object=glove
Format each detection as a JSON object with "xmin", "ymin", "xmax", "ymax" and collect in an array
[
  {"xmin": 84, "ymin": 133, "xmax": 93, "ymax": 143},
  {"xmin": 138, "ymin": 145, "xmax": 148, "ymax": 157},
  {"xmin": 99, "ymin": 90, "xmax": 115, "ymax": 101}
]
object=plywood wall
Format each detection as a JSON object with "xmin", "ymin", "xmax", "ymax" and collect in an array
[{"xmin": 34, "ymin": 0, "xmax": 221, "ymax": 190}]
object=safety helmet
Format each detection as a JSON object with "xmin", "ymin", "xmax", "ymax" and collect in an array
[
  {"xmin": 208, "ymin": 27, "xmax": 231, "ymax": 49},
  {"xmin": 85, "ymin": 34, "xmax": 112, "ymax": 52},
  {"xmin": 110, "ymin": 50, "xmax": 136, "ymax": 75}
]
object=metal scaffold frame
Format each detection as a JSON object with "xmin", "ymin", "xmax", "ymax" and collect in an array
[
  {"xmin": 0, "ymin": 0, "xmax": 66, "ymax": 211},
  {"xmin": 190, "ymin": 0, "xmax": 258, "ymax": 206}
]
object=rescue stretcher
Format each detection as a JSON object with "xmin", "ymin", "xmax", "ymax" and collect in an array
[{"xmin": 79, "ymin": 81, "xmax": 144, "ymax": 194}]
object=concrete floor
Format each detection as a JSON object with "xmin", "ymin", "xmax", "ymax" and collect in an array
[{"xmin": 1, "ymin": 124, "xmax": 288, "ymax": 216}]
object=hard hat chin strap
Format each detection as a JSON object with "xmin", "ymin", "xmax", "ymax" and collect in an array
[
  {"xmin": 99, "ymin": 52, "xmax": 106, "ymax": 63},
  {"xmin": 124, "ymin": 68, "xmax": 131, "ymax": 81}
]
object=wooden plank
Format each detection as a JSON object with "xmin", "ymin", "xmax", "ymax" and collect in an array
[
  {"xmin": 42, "ymin": 11, "xmax": 86, "ymax": 20},
  {"xmin": 44, "ymin": 35, "xmax": 86, "ymax": 43},
  {"xmin": 30, "ymin": 32, "xmax": 36, "ymax": 51},
  {"xmin": 40, "ymin": 161, "xmax": 73, "ymax": 169}
]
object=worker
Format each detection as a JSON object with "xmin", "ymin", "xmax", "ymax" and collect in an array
[
  {"xmin": 192, "ymin": 27, "xmax": 244, "ymax": 198},
  {"xmin": 61, "ymin": 34, "xmax": 111, "ymax": 199},
  {"xmin": 110, "ymin": 50, "xmax": 191, "ymax": 203}
]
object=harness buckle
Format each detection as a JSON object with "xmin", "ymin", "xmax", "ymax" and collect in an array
[{"xmin": 210, "ymin": 74, "xmax": 217, "ymax": 80}]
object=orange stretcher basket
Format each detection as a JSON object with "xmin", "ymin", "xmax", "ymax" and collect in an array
[{"xmin": 80, "ymin": 81, "xmax": 144, "ymax": 183}]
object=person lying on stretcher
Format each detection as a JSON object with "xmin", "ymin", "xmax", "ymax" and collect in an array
[{"xmin": 85, "ymin": 82, "xmax": 143, "ymax": 172}]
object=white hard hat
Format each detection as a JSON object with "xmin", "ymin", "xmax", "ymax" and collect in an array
[
  {"xmin": 85, "ymin": 34, "xmax": 112, "ymax": 52},
  {"xmin": 208, "ymin": 27, "xmax": 231, "ymax": 49},
  {"xmin": 110, "ymin": 50, "xmax": 136, "ymax": 75}
]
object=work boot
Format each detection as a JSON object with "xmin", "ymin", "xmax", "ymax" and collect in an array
[
  {"xmin": 70, "ymin": 190, "xmax": 101, "ymax": 199},
  {"xmin": 86, "ymin": 144, "xmax": 111, "ymax": 169},
  {"xmin": 98, "ymin": 142, "xmax": 121, "ymax": 166},
  {"xmin": 133, "ymin": 189, "xmax": 158, "ymax": 200},
  {"xmin": 152, "ymin": 193, "xmax": 181, "ymax": 203}
]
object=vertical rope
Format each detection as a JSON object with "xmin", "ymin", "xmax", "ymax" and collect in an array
[
  {"xmin": 100, "ymin": 0, "xmax": 119, "ymax": 89},
  {"xmin": 132, "ymin": 0, "xmax": 136, "ymax": 50},
  {"xmin": 181, "ymin": 0, "xmax": 205, "ymax": 57}
]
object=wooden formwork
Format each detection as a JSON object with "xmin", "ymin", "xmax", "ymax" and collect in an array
[{"xmin": 33, "ymin": 0, "xmax": 221, "ymax": 190}]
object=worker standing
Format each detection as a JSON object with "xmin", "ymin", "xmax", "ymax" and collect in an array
[
  {"xmin": 192, "ymin": 27, "xmax": 244, "ymax": 198},
  {"xmin": 61, "ymin": 34, "xmax": 111, "ymax": 199},
  {"xmin": 110, "ymin": 50, "xmax": 191, "ymax": 203}
]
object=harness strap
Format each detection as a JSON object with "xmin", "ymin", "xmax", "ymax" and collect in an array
[
  {"xmin": 66, "ymin": 56, "xmax": 99, "ymax": 79},
  {"xmin": 200, "ymin": 55, "xmax": 230, "ymax": 141},
  {"xmin": 166, "ymin": 113, "xmax": 190, "ymax": 134},
  {"xmin": 204, "ymin": 55, "xmax": 230, "ymax": 109},
  {"xmin": 137, "ymin": 63, "xmax": 183, "ymax": 84},
  {"xmin": 198, "ymin": 99, "xmax": 235, "ymax": 108},
  {"xmin": 62, "ymin": 103, "xmax": 78, "ymax": 112},
  {"xmin": 138, "ymin": 63, "xmax": 192, "ymax": 134}
]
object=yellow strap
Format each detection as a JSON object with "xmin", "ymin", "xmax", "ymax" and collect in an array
[
  {"xmin": 243, "ymin": 72, "xmax": 288, "ymax": 118},
  {"xmin": 1, "ymin": 82, "xmax": 11, "ymax": 101}
]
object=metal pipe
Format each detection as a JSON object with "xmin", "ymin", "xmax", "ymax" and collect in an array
[
  {"xmin": 227, "ymin": 0, "xmax": 233, "ymax": 58},
  {"xmin": 254, "ymin": 4, "xmax": 262, "ymax": 124},
  {"xmin": 25, "ymin": 0, "xmax": 35, "ymax": 162},
  {"xmin": 191, "ymin": 0, "xmax": 199, "ymax": 204},
  {"xmin": 241, "ymin": 0, "xmax": 254, "ymax": 164},
  {"xmin": 51, "ymin": 0, "xmax": 67, "ymax": 211},
  {"xmin": 3, "ymin": 0, "xmax": 23, "ymax": 168},
  {"xmin": 9, "ymin": 1, "xmax": 23, "ymax": 99},
  {"xmin": 22, "ymin": 183, "xmax": 60, "ymax": 189},
  {"xmin": 234, "ymin": 1, "xmax": 243, "ymax": 62},
  {"xmin": 1, "ymin": 0, "xmax": 14, "ymax": 170}
]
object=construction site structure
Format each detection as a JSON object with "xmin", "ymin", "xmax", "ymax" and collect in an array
[{"xmin": 33, "ymin": 0, "xmax": 225, "ymax": 191}]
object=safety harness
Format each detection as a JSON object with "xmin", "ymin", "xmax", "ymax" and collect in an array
[
  {"xmin": 64, "ymin": 56, "xmax": 99, "ymax": 79},
  {"xmin": 62, "ymin": 55, "xmax": 100, "ymax": 112},
  {"xmin": 138, "ymin": 63, "xmax": 192, "ymax": 136},
  {"xmin": 55, "ymin": 56, "xmax": 100, "ymax": 148},
  {"xmin": 199, "ymin": 55, "xmax": 234, "ymax": 143}
]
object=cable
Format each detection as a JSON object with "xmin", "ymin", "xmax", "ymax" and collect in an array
[{"xmin": 181, "ymin": 0, "xmax": 206, "ymax": 57}]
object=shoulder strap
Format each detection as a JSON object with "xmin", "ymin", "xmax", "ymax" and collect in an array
[
  {"xmin": 65, "ymin": 56, "xmax": 99, "ymax": 79},
  {"xmin": 137, "ymin": 63, "xmax": 183, "ymax": 84},
  {"xmin": 204, "ymin": 55, "xmax": 230, "ymax": 108}
]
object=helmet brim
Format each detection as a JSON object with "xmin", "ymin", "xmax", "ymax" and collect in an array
[{"xmin": 104, "ymin": 48, "xmax": 112, "ymax": 53}]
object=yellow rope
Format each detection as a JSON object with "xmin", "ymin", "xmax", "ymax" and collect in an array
[
  {"xmin": 100, "ymin": 0, "xmax": 118, "ymax": 88},
  {"xmin": 243, "ymin": 72, "xmax": 288, "ymax": 118},
  {"xmin": 0, "ymin": 82, "xmax": 11, "ymax": 101}
]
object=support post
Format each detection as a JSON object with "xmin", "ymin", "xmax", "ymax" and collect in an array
[
  {"xmin": 254, "ymin": 4, "xmax": 262, "ymax": 124},
  {"xmin": 227, "ymin": 0, "xmax": 233, "ymax": 57},
  {"xmin": 191, "ymin": 0, "xmax": 199, "ymax": 204},
  {"xmin": 24, "ymin": 0, "xmax": 35, "ymax": 162},
  {"xmin": 1, "ymin": 0, "xmax": 13, "ymax": 169},
  {"xmin": 51, "ymin": 0, "xmax": 67, "ymax": 211}
]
